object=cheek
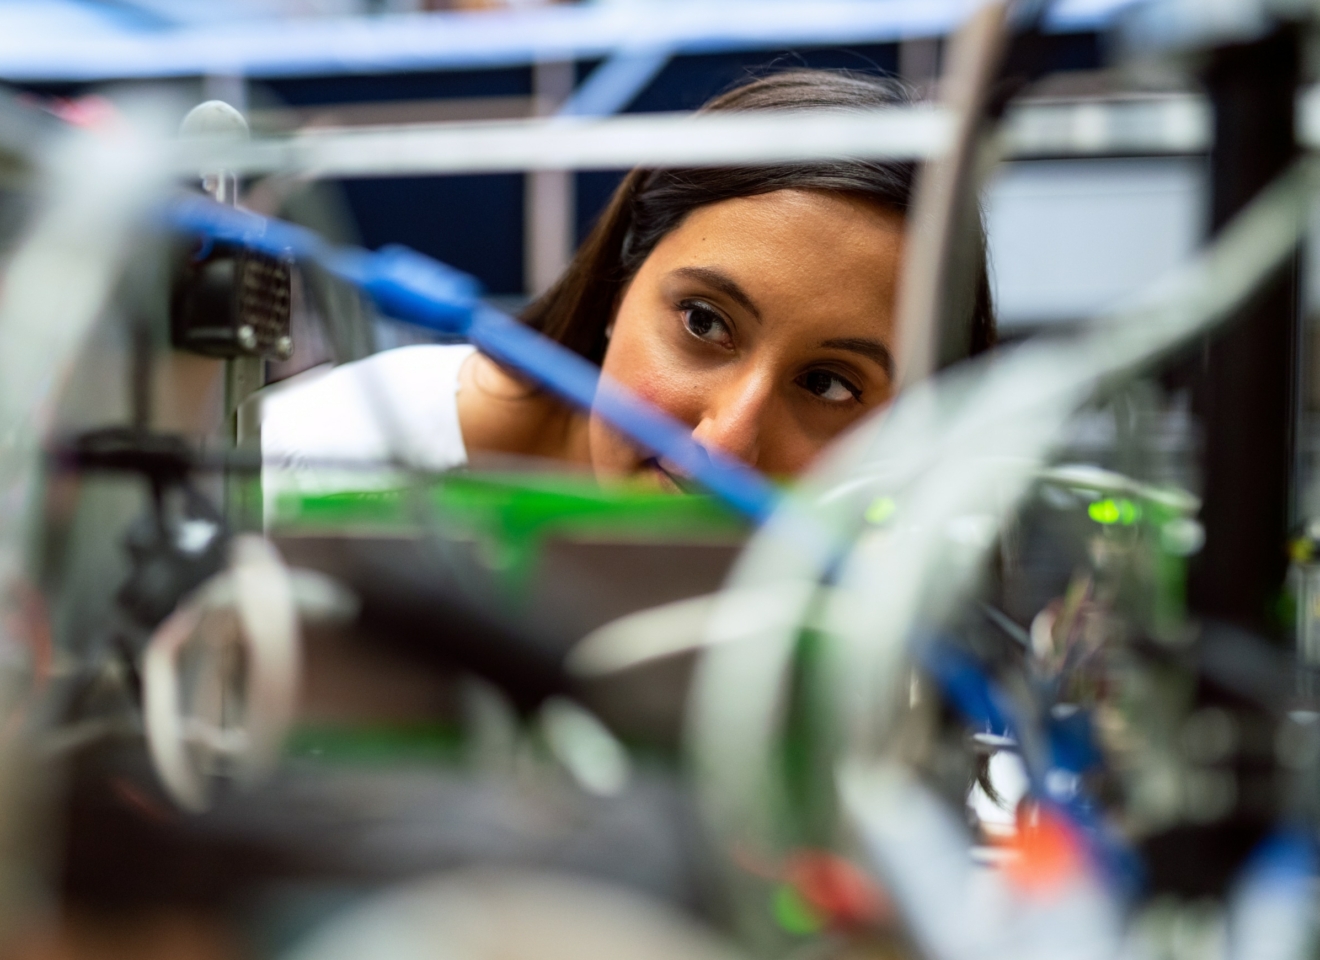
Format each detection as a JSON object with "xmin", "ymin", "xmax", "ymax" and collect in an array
[
  {"xmin": 588, "ymin": 310, "xmax": 708, "ymax": 477},
  {"xmin": 599, "ymin": 312, "xmax": 706, "ymax": 425},
  {"xmin": 757, "ymin": 432, "xmax": 817, "ymax": 477}
]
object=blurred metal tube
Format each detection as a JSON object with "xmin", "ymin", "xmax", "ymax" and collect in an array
[
  {"xmin": 0, "ymin": 98, "xmax": 175, "ymax": 944},
  {"xmin": 187, "ymin": 107, "xmax": 955, "ymax": 179},
  {"xmin": 526, "ymin": 60, "xmax": 576, "ymax": 298},
  {"xmin": 559, "ymin": 47, "xmax": 672, "ymax": 118},
  {"xmin": 894, "ymin": 0, "xmax": 1009, "ymax": 388},
  {"xmin": 0, "ymin": 0, "xmax": 1131, "ymax": 84},
  {"xmin": 188, "ymin": 95, "xmax": 1224, "ymax": 183}
]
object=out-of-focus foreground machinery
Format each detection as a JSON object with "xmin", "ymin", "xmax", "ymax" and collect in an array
[{"xmin": 4, "ymin": 0, "xmax": 1320, "ymax": 958}]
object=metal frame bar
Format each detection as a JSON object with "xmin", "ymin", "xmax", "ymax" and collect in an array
[
  {"xmin": 176, "ymin": 95, "xmax": 1230, "ymax": 183},
  {"xmin": 0, "ymin": 0, "xmax": 1140, "ymax": 82}
]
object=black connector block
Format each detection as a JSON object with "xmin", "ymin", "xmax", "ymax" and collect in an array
[{"xmin": 171, "ymin": 244, "xmax": 294, "ymax": 360}]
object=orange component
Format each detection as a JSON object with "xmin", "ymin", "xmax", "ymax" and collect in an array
[{"xmin": 1001, "ymin": 804, "xmax": 1086, "ymax": 894}]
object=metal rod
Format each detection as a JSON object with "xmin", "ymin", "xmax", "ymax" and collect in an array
[{"xmin": 1188, "ymin": 27, "xmax": 1302, "ymax": 641}]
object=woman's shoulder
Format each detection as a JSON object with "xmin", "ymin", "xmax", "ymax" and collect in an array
[
  {"xmin": 347, "ymin": 342, "xmax": 477, "ymax": 382},
  {"xmin": 268, "ymin": 343, "xmax": 475, "ymax": 397},
  {"xmin": 262, "ymin": 343, "xmax": 476, "ymax": 470},
  {"xmin": 457, "ymin": 351, "xmax": 582, "ymax": 461}
]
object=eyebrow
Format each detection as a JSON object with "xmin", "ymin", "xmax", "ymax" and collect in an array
[
  {"xmin": 819, "ymin": 337, "xmax": 895, "ymax": 379},
  {"xmin": 672, "ymin": 266, "xmax": 763, "ymax": 321}
]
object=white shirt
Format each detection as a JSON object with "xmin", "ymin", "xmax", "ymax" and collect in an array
[{"xmin": 261, "ymin": 344, "xmax": 475, "ymax": 516}]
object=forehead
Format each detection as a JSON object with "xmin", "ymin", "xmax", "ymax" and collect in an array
[{"xmin": 642, "ymin": 189, "xmax": 905, "ymax": 323}]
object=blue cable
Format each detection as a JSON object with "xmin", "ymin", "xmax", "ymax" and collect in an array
[
  {"xmin": 917, "ymin": 637, "xmax": 1143, "ymax": 896},
  {"xmin": 167, "ymin": 195, "xmax": 781, "ymax": 523}
]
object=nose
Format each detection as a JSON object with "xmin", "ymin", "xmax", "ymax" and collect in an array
[{"xmin": 690, "ymin": 370, "xmax": 773, "ymax": 467}]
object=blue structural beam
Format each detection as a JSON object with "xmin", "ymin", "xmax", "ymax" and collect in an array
[
  {"xmin": 559, "ymin": 47, "xmax": 674, "ymax": 119},
  {"xmin": 168, "ymin": 195, "xmax": 783, "ymax": 523},
  {"xmin": 0, "ymin": 0, "xmax": 1138, "ymax": 82}
]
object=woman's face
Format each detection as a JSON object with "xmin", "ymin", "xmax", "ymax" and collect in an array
[{"xmin": 590, "ymin": 188, "xmax": 904, "ymax": 488}]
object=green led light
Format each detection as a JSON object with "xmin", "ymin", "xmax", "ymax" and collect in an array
[
  {"xmin": 1088, "ymin": 498, "xmax": 1140, "ymax": 526},
  {"xmin": 772, "ymin": 884, "xmax": 824, "ymax": 936},
  {"xmin": 865, "ymin": 495, "xmax": 898, "ymax": 526},
  {"xmin": 1088, "ymin": 500, "xmax": 1119, "ymax": 524}
]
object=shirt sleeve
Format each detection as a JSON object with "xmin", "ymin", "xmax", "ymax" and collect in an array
[{"xmin": 260, "ymin": 343, "xmax": 476, "ymax": 509}]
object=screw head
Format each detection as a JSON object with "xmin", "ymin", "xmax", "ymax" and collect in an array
[
  {"xmin": 236, "ymin": 324, "xmax": 257, "ymax": 350},
  {"xmin": 275, "ymin": 335, "xmax": 294, "ymax": 359}
]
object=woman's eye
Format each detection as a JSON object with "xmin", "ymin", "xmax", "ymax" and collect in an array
[
  {"xmin": 798, "ymin": 369, "xmax": 861, "ymax": 404},
  {"xmin": 681, "ymin": 302, "xmax": 733, "ymax": 348}
]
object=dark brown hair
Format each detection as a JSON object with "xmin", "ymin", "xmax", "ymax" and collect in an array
[{"xmin": 521, "ymin": 68, "xmax": 996, "ymax": 366}]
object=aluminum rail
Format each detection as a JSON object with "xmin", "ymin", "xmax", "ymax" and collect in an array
[
  {"xmin": 175, "ymin": 95, "xmax": 1221, "ymax": 181},
  {"xmin": 189, "ymin": 106, "xmax": 953, "ymax": 179},
  {"xmin": 0, "ymin": 0, "xmax": 1141, "ymax": 83}
]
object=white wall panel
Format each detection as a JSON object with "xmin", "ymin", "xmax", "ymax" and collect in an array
[{"xmin": 986, "ymin": 157, "xmax": 1205, "ymax": 329}]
